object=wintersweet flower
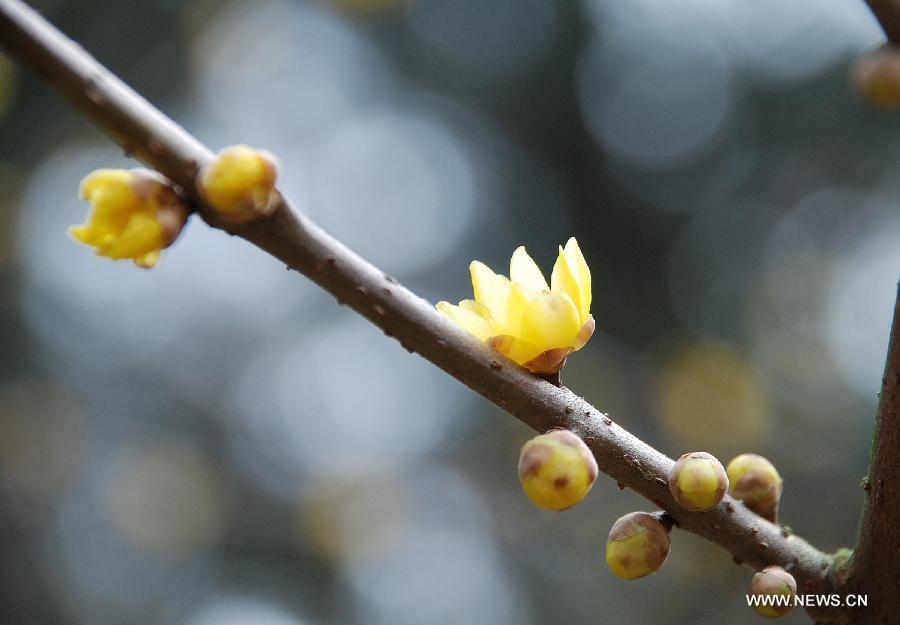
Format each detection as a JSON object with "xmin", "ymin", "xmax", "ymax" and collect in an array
[
  {"xmin": 196, "ymin": 145, "xmax": 279, "ymax": 223},
  {"xmin": 437, "ymin": 238, "xmax": 594, "ymax": 375},
  {"xmin": 69, "ymin": 168, "xmax": 189, "ymax": 268}
]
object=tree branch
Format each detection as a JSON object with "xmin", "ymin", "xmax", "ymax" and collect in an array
[
  {"xmin": 0, "ymin": 0, "xmax": 863, "ymax": 620},
  {"xmin": 866, "ymin": 0, "xmax": 900, "ymax": 44},
  {"xmin": 841, "ymin": 287, "xmax": 900, "ymax": 624}
]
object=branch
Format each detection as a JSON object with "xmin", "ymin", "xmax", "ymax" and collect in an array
[
  {"xmin": 842, "ymin": 287, "xmax": 900, "ymax": 624},
  {"xmin": 0, "ymin": 0, "xmax": 848, "ymax": 618},
  {"xmin": 866, "ymin": 0, "xmax": 900, "ymax": 44}
]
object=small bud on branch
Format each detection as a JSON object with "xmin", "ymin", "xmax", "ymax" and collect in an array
[
  {"xmin": 749, "ymin": 565, "xmax": 797, "ymax": 618},
  {"xmin": 606, "ymin": 511, "xmax": 672, "ymax": 580},
  {"xmin": 726, "ymin": 454, "xmax": 783, "ymax": 523},
  {"xmin": 518, "ymin": 430, "xmax": 598, "ymax": 511},
  {"xmin": 668, "ymin": 451, "xmax": 728, "ymax": 512},
  {"xmin": 70, "ymin": 168, "xmax": 189, "ymax": 268}
]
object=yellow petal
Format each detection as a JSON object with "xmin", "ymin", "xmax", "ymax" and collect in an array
[
  {"xmin": 520, "ymin": 290, "xmax": 581, "ymax": 352},
  {"xmin": 458, "ymin": 299, "xmax": 492, "ymax": 320},
  {"xmin": 79, "ymin": 169, "xmax": 134, "ymax": 201},
  {"xmin": 510, "ymin": 246, "xmax": 549, "ymax": 293},
  {"xmin": 564, "ymin": 237, "xmax": 591, "ymax": 319},
  {"xmin": 458, "ymin": 299, "xmax": 500, "ymax": 335},
  {"xmin": 470, "ymin": 261, "xmax": 505, "ymax": 311},
  {"xmin": 470, "ymin": 261, "xmax": 527, "ymax": 335},
  {"xmin": 551, "ymin": 244, "xmax": 586, "ymax": 322},
  {"xmin": 437, "ymin": 301, "xmax": 493, "ymax": 341},
  {"xmin": 68, "ymin": 224, "xmax": 94, "ymax": 245},
  {"xmin": 134, "ymin": 250, "xmax": 161, "ymax": 269},
  {"xmin": 488, "ymin": 335, "xmax": 542, "ymax": 365},
  {"xmin": 101, "ymin": 212, "xmax": 165, "ymax": 259}
]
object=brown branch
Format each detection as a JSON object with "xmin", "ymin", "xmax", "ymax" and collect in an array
[
  {"xmin": 840, "ymin": 287, "xmax": 900, "ymax": 625},
  {"xmin": 0, "ymin": 0, "xmax": 864, "ymax": 620},
  {"xmin": 866, "ymin": 0, "xmax": 900, "ymax": 45}
]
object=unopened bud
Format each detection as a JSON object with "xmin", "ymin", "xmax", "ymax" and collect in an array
[
  {"xmin": 70, "ymin": 168, "xmax": 189, "ymax": 268},
  {"xmin": 853, "ymin": 44, "xmax": 900, "ymax": 111},
  {"xmin": 749, "ymin": 566, "xmax": 796, "ymax": 618},
  {"xmin": 668, "ymin": 451, "xmax": 728, "ymax": 512},
  {"xmin": 518, "ymin": 430, "xmax": 598, "ymax": 511},
  {"xmin": 605, "ymin": 511, "xmax": 672, "ymax": 580},
  {"xmin": 726, "ymin": 453, "xmax": 782, "ymax": 522},
  {"xmin": 197, "ymin": 145, "xmax": 279, "ymax": 223}
]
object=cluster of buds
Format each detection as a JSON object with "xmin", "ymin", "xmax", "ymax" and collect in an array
[
  {"xmin": 516, "ymin": 433, "xmax": 789, "ymax": 598},
  {"xmin": 515, "ymin": 429, "xmax": 675, "ymax": 581},
  {"xmin": 518, "ymin": 430, "xmax": 598, "ymax": 511},
  {"xmin": 70, "ymin": 145, "xmax": 280, "ymax": 267}
]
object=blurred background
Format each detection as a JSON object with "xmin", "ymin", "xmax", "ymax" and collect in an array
[{"xmin": 0, "ymin": 0, "xmax": 898, "ymax": 623}]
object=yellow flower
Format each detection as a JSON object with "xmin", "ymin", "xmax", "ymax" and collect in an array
[
  {"xmin": 69, "ymin": 169, "xmax": 189, "ymax": 268},
  {"xmin": 437, "ymin": 238, "xmax": 594, "ymax": 374},
  {"xmin": 196, "ymin": 145, "xmax": 279, "ymax": 223}
]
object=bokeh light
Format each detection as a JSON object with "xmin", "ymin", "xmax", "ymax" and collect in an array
[
  {"xmin": 226, "ymin": 314, "xmax": 470, "ymax": 497},
  {"xmin": 407, "ymin": 0, "xmax": 558, "ymax": 85},
  {"xmin": 657, "ymin": 341, "xmax": 770, "ymax": 453},
  {"xmin": 182, "ymin": 595, "xmax": 313, "ymax": 625}
]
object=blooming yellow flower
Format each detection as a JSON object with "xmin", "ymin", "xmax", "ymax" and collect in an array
[
  {"xmin": 69, "ymin": 169, "xmax": 189, "ymax": 268},
  {"xmin": 196, "ymin": 145, "xmax": 279, "ymax": 223},
  {"xmin": 437, "ymin": 238, "xmax": 594, "ymax": 375}
]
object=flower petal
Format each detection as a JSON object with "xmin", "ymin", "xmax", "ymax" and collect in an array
[
  {"xmin": 458, "ymin": 299, "xmax": 492, "ymax": 320},
  {"xmin": 437, "ymin": 300, "xmax": 493, "ymax": 341},
  {"xmin": 470, "ymin": 261, "xmax": 506, "ymax": 312},
  {"xmin": 564, "ymin": 237, "xmax": 591, "ymax": 318},
  {"xmin": 510, "ymin": 246, "xmax": 549, "ymax": 293},
  {"xmin": 488, "ymin": 335, "xmax": 542, "ymax": 365},
  {"xmin": 520, "ymin": 290, "xmax": 581, "ymax": 353},
  {"xmin": 573, "ymin": 315, "xmax": 595, "ymax": 351},
  {"xmin": 101, "ymin": 212, "xmax": 165, "ymax": 259},
  {"xmin": 551, "ymin": 244, "xmax": 586, "ymax": 322},
  {"xmin": 470, "ymin": 261, "xmax": 527, "ymax": 335},
  {"xmin": 79, "ymin": 169, "xmax": 134, "ymax": 203},
  {"xmin": 134, "ymin": 250, "xmax": 161, "ymax": 269}
]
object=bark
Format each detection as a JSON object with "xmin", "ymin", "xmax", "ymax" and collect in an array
[
  {"xmin": 866, "ymin": 0, "xmax": 900, "ymax": 45},
  {"xmin": 837, "ymin": 288, "xmax": 900, "ymax": 625}
]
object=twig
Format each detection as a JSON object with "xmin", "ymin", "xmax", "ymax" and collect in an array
[
  {"xmin": 842, "ymin": 287, "xmax": 900, "ymax": 625},
  {"xmin": 0, "ymin": 0, "xmax": 860, "ymax": 619},
  {"xmin": 866, "ymin": 0, "xmax": 900, "ymax": 44}
]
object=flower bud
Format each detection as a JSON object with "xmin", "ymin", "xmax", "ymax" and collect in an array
[
  {"xmin": 605, "ymin": 511, "xmax": 671, "ymax": 580},
  {"xmin": 853, "ymin": 45, "xmax": 900, "ymax": 111},
  {"xmin": 197, "ymin": 145, "xmax": 279, "ymax": 223},
  {"xmin": 518, "ymin": 430, "xmax": 598, "ymax": 511},
  {"xmin": 749, "ymin": 566, "xmax": 796, "ymax": 618},
  {"xmin": 70, "ymin": 168, "xmax": 189, "ymax": 268},
  {"xmin": 726, "ymin": 454, "xmax": 782, "ymax": 522},
  {"xmin": 667, "ymin": 451, "xmax": 728, "ymax": 512}
]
